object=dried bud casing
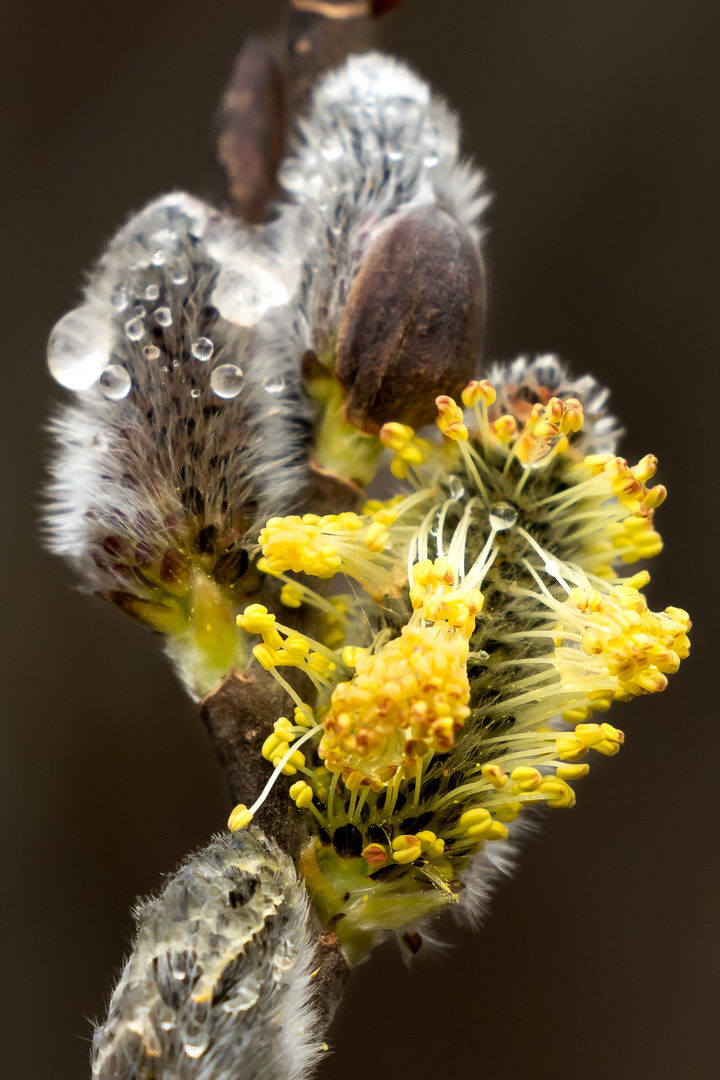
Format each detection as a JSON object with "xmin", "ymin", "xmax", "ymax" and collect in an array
[{"xmin": 335, "ymin": 206, "xmax": 485, "ymax": 433}]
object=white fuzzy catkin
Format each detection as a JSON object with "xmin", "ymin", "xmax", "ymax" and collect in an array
[
  {"xmin": 253, "ymin": 51, "xmax": 490, "ymax": 503},
  {"xmin": 92, "ymin": 829, "xmax": 319, "ymax": 1080}
]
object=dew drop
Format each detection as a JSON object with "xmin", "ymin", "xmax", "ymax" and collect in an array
[
  {"xmin": 99, "ymin": 364, "xmax": 132, "ymax": 401},
  {"xmin": 170, "ymin": 258, "xmax": 190, "ymax": 286},
  {"xmin": 172, "ymin": 969, "xmax": 186, "ymax": 981},
  {"xmin": 488, "ymin": 502, "xmax": 518, "ymax": 531},
  {"xmin": 263, "ymin": 374, "xmax": 285, "ymax": 395},
  {"xmin": 210, "ymin": 364, "xmax": 244, "ymax": 399},
  {"xmin": 184, "ymin": 1040, "xmax": 208, "ymax": 1060},
  {"xmin": 190, "ymin": 388, "xmax": 201, "ymax": 399},
  {"xmin": 143, "ymin": 344, "xmax": 161, "ymax": 361},
  {"xmin": 423, "ymin": 151, "xmax": 440, "ymax": 168},
  {"xmin": 47, "ymin": 305, "xmax": 112, "ymax": 390},
  {"xmin": 145, "ymin": 283, "xmax": 160, "ymax": 301},
  {"xmin": 152, "ymin": 248, "xmax": 168, "ymax": 267},
  {"xmin": 155, "ymin": 306, "xmax": 172, "ymax": 327},
  {"xmin": 110, "ymin": 286, "xmax": 129, "ymax": 312},
  {"xmin": 131, "ymin": 303, "xmax": 146, "ymax": 318},
  {"xmin": 447, "ymin": 476, "xmax": 465, "ymax": 500},
  {"xmin": 544, "ymin": 559, "xmax": 560, "ymax": 579},
  {"xmin": 124, "ymin": 316, "xmax": 145, "ymax": 341},
  {"xmin": 191, "ymin": 336, "xmax": 214, "ymax": 362},
  {"xmin": 388, "ymin": 148, "xmax": 403, "ymax": 163},
  {"xmin": 320, "ymin": 138, "xmax": 343, "ymax": 162}
]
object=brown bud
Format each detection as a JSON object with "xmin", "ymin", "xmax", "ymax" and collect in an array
[
  {"xmin": 335, "ymin": 206, "xmax": 485, "ymax": 433},
  {"xmin": 212, "ymin": 38, "xmax": 286, "ymax": 224}
]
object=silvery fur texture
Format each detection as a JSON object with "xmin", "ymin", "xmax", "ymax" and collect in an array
[{"xmin": 92, "ymin": 830, "xmax": 319, "ymax": 1080}]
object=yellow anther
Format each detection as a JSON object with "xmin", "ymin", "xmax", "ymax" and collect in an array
[
  {"xmin": 237, "ymin": 603, "xmax": 277, "ymax": 635},
  {"xmin": 574, "ymin": 723, "xmax": 607, "ymax": 748},
  {"xmin": 280, "ymin": 582, "xmax": 304, "ymax": 608},
  {"xmin": 294, "ymin": 705, "xmax": 314, "ymax": 728},
  {"xmin": 459, "ymin": 808, "xmax": 492, "ymax": 830},
  {"xmin": 362, "ymin": 843, "xmax": 388, "ymax": 867},
  {"xmin": 486, "ymin": 821, "xmax": 509, "ymax": 841},
  {"xmin": 364, "ymin": 520, "xmax": 389, "ymax": 551},
  {"xmin": 228, "ymin": 804, "xmax": 254, "ymax": 831},
  {"xmin": 273, "ymin": 717, "xmax": 295, "ymax": 742},
  {"xmin": 462, "ymin": 379, "xmax": 496, "ymax": 408},
  {"xmin": 342, "ymin": 646, "xmax": 366, "ymax": 667},
  {"xmin": 560, "ymin": 397, "xmax": 584, "ymax": 434},
  {"xmin": 289, "ymin": 780, "xmax": 314, "ymax": 808},
  {"xmin": 494, "ymin": 801, "xmax": 522, "ymax": 823},
  {"xmin": 262, "ymin": 733, "xmax": 280, "ymax": 760},
  {"xmin": 492, "ymin": 414, "xmax": 518, "ymax": 442},
  {"xmin": 253, "ymin": 643, "xmax": 280, "ymax": 670},
  {"xmin": 343, "ymin": 770, "xmax": 364, "ymax": 792},
  {"xmin": 481, "ymin": 763, "xmax": 508, "ymax": 788},
  {"xmin": 556, "ymin": 763, "xmax": 590, "ymax": 781},
  {"xmin": 392, "ymin": 835, "xmax": 423, "ymax": 864},
  {"xmin": 510, "ymin": 766, "xmax": 543, "ymax": 791},
  {"xmin": 540, "ymin": 778, "xmax": 576, "ymax": 809},
  {"xmin": 436, "ymin": 395, "xmax": 468, "ymax": 441}
]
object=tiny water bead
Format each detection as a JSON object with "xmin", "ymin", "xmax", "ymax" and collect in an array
[
  {"xmin": 47, "ymin": 305, "xmax": 112, "ymax": 390},
  {"xmin": 144, "ymin": 283, "xmax": 160, "ymax": 301},
  {"xmin": 110, "ymin": 286, "xmax": 129, "ymax": 313},
  {"xmin": 489, "ymin": 502, "xmax": 518, "ymax": 531},
  {"xmin": 99, "ymin": 364, "xmax": 132, "ymax": 401},
  {"xmin": 143, "ymin": 344, "xmax": 161, "ymax": 361},
  {"xmin": 262, "ymin": 374, "xmax": 286, "ymax": 395},
  {"xmin": 151, "ymin": 248, "xmax": 168, "ymax": 267},
  {"xmin": 320, "ymin": 138, "xmax": 344, "ymax": 162},
  {"xmin": 190, "ymin": 388, "xmax": 201, "ymax": 399},
  {"xmin": 125, "ymin": 316, "xmax": 145, "ymax": 342},
  {"xmin": 190, "ymin": 336, "xmax": 214, "ymax": 362},
  {"xmin": 155, "ymin": 306, "xmax": 173, "ymax": 327},
  {"xmin": 210, "ymin": 364, "xmax": 244, "ymax": 399}
]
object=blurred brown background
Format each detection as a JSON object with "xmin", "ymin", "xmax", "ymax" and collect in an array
[{"xmin": 2, "ymin": 1, "xmax": 719, "ymax": 1077}]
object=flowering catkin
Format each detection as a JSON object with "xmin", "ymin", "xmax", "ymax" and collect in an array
[{"xmin": 92, "ymin": 830, "xmax": 319, "ymax": 1080}]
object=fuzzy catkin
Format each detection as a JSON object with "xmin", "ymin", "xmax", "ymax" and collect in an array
[{"xmin": 92, "ymin": 829, "xmax": 319, "ymax": 1080}]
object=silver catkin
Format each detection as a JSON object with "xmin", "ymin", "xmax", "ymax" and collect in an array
[{"xmin": 92, "ymin": 829, "xmax": 319, "ymax": 1080}]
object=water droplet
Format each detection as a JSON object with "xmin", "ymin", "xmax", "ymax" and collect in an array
[
  {"xmin": 143, "ymin": 344, "xmax": 161, "ymax": 361},
  {"xmin": 124, "ymin": 316, "xmax": 145, "ymax": 341},
  {"xmin": 190, "ymin": 388, "xmax": 201, "ymax": 399},
  {"xmin": 152, "ymin": 248, "xmax": 168, "ymax": 267},
  {"xmin": 99, "ymin": 364, "xmax": 132, "ymax": 401},
  {"xmin": 184, "ymin": 1039, "xmax": 208, "ymax": 1060},
  {"xmin": 191, "ymin": 337, "xmax": 214, "ymax": 362},
  {"xmin": 155, "ymin": 306, "xmax": 172, "ymax": 327},
  {"xmin": 211, "ymin": 364, "xmax": 244, "ymax": 399},
  {"xmin": 447, "ymin": 476, "xmax": 465, "ymax": 500},
  {"xmin": 145, "ymin": 283, "xmax": 160, "ymax": 301},
  {"xmin": 320, "ymin": 138, "xmax": 343, "ymax": 162},
  {"xmin": 263, "ymin": 374, "xmax": 285, "ymax": 395},
  {"xmin": 170, "ymin": 257, "xmax": 190, "ymax": 286},
  {"xmin": 423, "ymin": 151, "xmax": 440, "ymax": 168},
  {"xmin": 544, "ymin": 559, "xmax": 560, "ymax": 579},
  {"xmin": 172, "ymin": 968, "xmax": 186, "ymax": 981},
  {"xmin": 388, "ymin": 148, "xmax": 403, "ymax": 163},
  {"xmin": 110, "ymin": 286, "xmax": 129, "ymax": 312},
  {"xmin": 489, "ymin": 502, "xmax": 518, "ymax": 531},
  {"xmin": 131, "ymin": 303, "xmax": 146, "ymax": 318},
  {"xmin": 47, "ymin": 305, "xmax": 112, "ymax": 390}
]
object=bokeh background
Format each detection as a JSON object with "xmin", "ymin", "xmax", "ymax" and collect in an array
[{"xmin": 2, "ymin": 1, "xmax": 719, "ymax": 1077}]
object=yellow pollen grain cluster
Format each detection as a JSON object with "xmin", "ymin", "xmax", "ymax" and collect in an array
[
  {"xmin": 514, "ymin": 395, "xmax": 583, "ymax": 465},
  {"xmin": 319, "ymin": 622, "xmax": 472, "ymax": 784},
  {"xmin": 563, "ymin": 585, "xmax": 690, "ymax": 697},
  {"xmin": 409, "ymin": 557, "xmax": 484, "ymax": 636}
]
